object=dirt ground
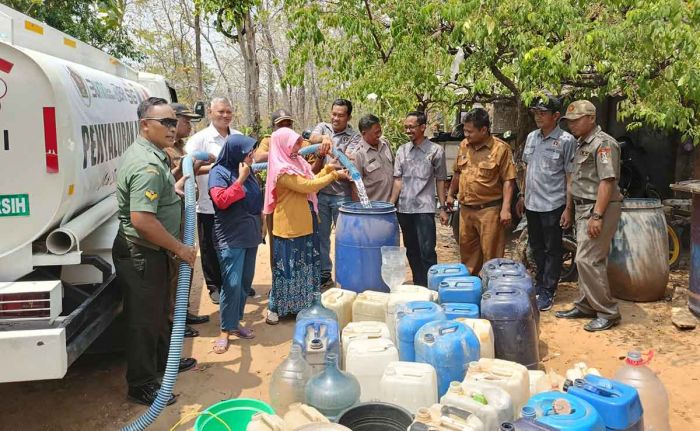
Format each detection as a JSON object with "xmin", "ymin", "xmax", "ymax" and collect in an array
[{"xmin": 1, "ymin": 224, "xmax": 699, "ymax": 430}]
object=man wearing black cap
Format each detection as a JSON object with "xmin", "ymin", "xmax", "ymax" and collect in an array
[{"xmin": 515, "ymin": 94, "xmax": 576, "ymax": 311}]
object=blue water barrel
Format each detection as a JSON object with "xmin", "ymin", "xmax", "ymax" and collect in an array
[
  {"xmin": 414, "ymin": 320, "xmax": 480, "ymax": 397},
  {"xmin": 442, "ymin": 303, "xmax": 480, "ymax": 320},
  {"xmin": 438, "ymin": 276, "xmax": 482, "ymax": 305},
  {"xmin": 427, "ymin": 263, "xmax": 470, "ymax": 291},
  {"xmin": 480, "ymin": 258, "xmax": 527, "ymax": 290},
  {"xmin": 336, "ymin": 202, "xmax": 400, "ymax": 293},
  {"xmin": 566, "ymin": 374, "xmax": 643, "ymax": 431},
  {"xmin": 481, "ymin": 287, "xmax": 539, "ymax": 369},
  {"xmin": 525, "ymin": 392, "xmax": 606, "ymax": 431},
  {"xmin": 488, "ymin": 273, "xmax": 539, "ymax": 326},
  {"xmin": 396, "ymin": 301, "xmax": 446, "ymax": 361}
]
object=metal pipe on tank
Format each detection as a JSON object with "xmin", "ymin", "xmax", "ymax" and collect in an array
[{"xmin": 45, "ymin": 196, "xmax": 117, "ymax": 255}]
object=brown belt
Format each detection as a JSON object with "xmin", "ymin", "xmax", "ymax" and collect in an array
[
  {"xmin": 460, "ymin": 199, "xmax": 503, "ymax": 210},
  {"xmin": 573, "ymin": 198, "xmax": 596, "ymax": 205}
]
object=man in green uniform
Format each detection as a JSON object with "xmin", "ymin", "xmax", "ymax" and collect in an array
[
  {"xmin": 113, "ymin": 97, "xmax": 197, "ymax": 405},
  {"xmin": 555, "ymin": 100, "xmax": 623, "ymax": 332}
]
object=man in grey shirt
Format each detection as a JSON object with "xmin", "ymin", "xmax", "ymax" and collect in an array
[
  {"xmin": 390, "ymin": 111, "xmax": 448, "ymax": 286},
  {"xmin": 309, "ymin": 99, "xmax": 361, "ymax": 289},
  {"xmin": 516, "ymin": 94, "xmax": 576, "ymax": 311},
  {"xmin": 352, "ymin": 114, "xmax": 394, "ymax": 202}
]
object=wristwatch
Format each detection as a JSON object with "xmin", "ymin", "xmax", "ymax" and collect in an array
[{"xmin": 591, "ymin": 212, "xmax": 603, "ymax": 220}]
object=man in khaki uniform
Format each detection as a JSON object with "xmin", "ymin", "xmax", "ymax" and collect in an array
[
  {"xmin": 555, "ymin": 100, "xmax": 623, "ymax": 332},
  {"xmin": 447, "ymin": 108, "xmax": 517, "ymax": 275},
  {"xmin": 352, "ymin": 114, "xmax": 394, "ymax": 202}
]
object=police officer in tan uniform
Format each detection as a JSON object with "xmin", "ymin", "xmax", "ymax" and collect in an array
[
  {"xmin": 446, "ymin": 107, "xmax": 517, "ymax": 275},
  {"xmin": 555, "ymin": 100, "xmax": 623, "ymax": 331}
]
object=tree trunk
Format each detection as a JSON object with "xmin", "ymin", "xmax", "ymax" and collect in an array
[
  {"xmin": 260, "ymin": 6, "xmax": 292, "ymax": 111},
  {"xmin": 193, "ymin": 3, "xmax": 204, "ymax": 101},
  {"xmin": 267, "ymin": 47, "xmax": 275, "ymax": 119},
  {"xmin": 237, "ymin": 10, "xmax": 261, "ymax": 136}
]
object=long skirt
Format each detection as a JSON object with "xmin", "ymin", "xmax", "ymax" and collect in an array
[{"xmin": 269, "ymin": 210, "xmax": 321, "ymax": 317}]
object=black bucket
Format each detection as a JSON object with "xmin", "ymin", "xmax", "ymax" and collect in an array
[{"xmin": 337, "ymin": 402, "xmax": 413, "ymax": 431}]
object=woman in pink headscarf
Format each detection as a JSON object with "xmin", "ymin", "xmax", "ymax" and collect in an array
[{"xmin": 263, "ymin": 128, "xmax": 349, "ymax": 324}]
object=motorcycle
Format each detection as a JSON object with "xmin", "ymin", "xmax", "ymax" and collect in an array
[{"xmin": 513, "ymin": 216, "xmax": 579, "ymax": 282}]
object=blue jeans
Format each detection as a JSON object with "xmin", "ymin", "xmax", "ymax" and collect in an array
[
  {"xmin": 216, "ymin": 247, "xmax": 257, "ymax": 331},
  {"xmin": 318, "ymin": 193, "xmax": 351, "ymax": 279}
]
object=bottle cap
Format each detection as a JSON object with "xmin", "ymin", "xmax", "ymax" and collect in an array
[{"xmin": 552, "ymin": 398, "xmax": 572, "ymax": 415}]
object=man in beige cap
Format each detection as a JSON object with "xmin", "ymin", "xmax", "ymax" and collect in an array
[
  {"xmin": 256, "ymin": 108, "xmax": 296, "ymax": 161},
  {"xmin": 555, "ymin": 100, "xmax": 623, "ymax": 331}
]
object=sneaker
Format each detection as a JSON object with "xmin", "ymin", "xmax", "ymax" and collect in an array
[
  {"xmin": 265, "ymin": 310, "xmax": 279, "ymax": 325},
  {"xmin": 537, "ymin": 291, "xmax": 555, "ymax": 311},
  {"xmin": 209, "ymin": 290, "xmax": 220, "ymax": 304}
]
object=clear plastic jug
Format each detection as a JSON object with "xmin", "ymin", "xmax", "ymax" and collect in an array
[
  {"xmin": 381, "ymin": 246, "xmax": 407, "ymax": 292},
  {"xmin": 613, "ymin": 350, "xmax": 671, "ymax": 431},
  {"xmin": 297, "ymin": 292, "xmax": 338, "ymax": 322},
  {"xmin": 305, "ymin": 353, "xmax": 361, "ymax": 421},
  {"xmin": 269, "ymin": 344, "xmax": 313, "ymax": 414}
]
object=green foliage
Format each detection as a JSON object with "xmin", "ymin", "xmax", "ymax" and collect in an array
[{"xmin": 5, "ymin": 0, "xmax": 141, "ymax": 60}]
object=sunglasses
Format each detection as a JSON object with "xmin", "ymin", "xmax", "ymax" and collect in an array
[{"xmin": 142, "ymin": 117, "xmax": 178, "ymax": 128}]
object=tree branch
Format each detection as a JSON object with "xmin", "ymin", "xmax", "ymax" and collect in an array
[{"xmin": 362, "ymin": 0, "xmax": 389, "ymax": 63}]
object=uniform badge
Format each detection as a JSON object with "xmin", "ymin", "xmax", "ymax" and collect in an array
[
  {"xmin": 598, "ymin": 147, "xmax": 611, "ymax": 164},
  {"xmin": 552, "ymin": 139, "xmax": 560, "ymax": 147},
  {"xmin": 145, "ymin": 190, "xmax": 158, "ymax": 201}
]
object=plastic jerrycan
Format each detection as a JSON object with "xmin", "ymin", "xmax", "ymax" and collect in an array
[
  {"xmin": 386, "ymin": 284, "xmax": 435, "ymax": 343},
  {"xmin": 500, "ymin": 419, "xmax": 558, "ymax": 430},
  {"xmin": 565, "ymin": 362, "xmax": 601, "ymax": 381},
  {"xmin": 464, "ymin": 358, "xmax": 530, "ymax": 417},
  {"xmin": 440, "ymin": 381, "xmax": 514, "ymax": 430},
  {"xmin": 480, "ymin": 258, "xmax": 526, "ymax": 289},
  {"xmin": 529, "ymin": 370, "xmax": 565, "ymax": 395},
  {"xmin": 455, "ymin": 318, "xmax": 495, "ymax": 359},
  {"xmin": 282, "ymin": 403, "xmax": 330, "ymax": 428},
  {"xmin": 438, "ymin": 276, "xmax": 483, "ymax": 305},
  {"xmin": 442, "ymin": 303, "xmax": 480, "ymax": 320},
  {"xmin": 565, "ymin": 374, "xmax": 644, "ymax": 431},
  {"xmin": 351, "ymin": 290, "xmax": 390, "ymax": 322},
  {"xmin": 344, "ymin": 337, "xmax": 399, "ymax": 402},
  {"xmin": 341, "ymin": 321, "xmax": 391, "ymax": 368},
  {"xmin": 396, "ymin": 301, "xmax": 447, "ymax": 361},
  {"xmin": 247, "ymin": 413, "xmax": 286, "ymax": 431},
  {"xmin": 613, "ymin": 351, "xmax": 671, "ymax": 431},
  {"xmin": 321, "ymin": 288, "xmax": 357, "ymax": 331},
  {"xmin": 524, "ymin": 391, "xmax": 606, "ymax": 431},
  {"xmin": 428, "ymin": 263, "xmax": 470, "ymax": 291},
  {"xmin": 409, "ymin": 404, "xmax": 486, "ymax": 431},
  {"xmin": 380, "ymin": 361, "xmax": 438, "ymax": 414},
  {"xmin": 293, "ymin": 318, "xmax": 341, "ymax": 375}
]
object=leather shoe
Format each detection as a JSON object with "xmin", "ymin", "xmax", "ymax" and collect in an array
[
  {"xmin": 186, "ymin": 312, "xmax": 209, "ymax": 325},
  {"xmin": 248, "ymin": 288, "xmax": 256, "ymax": 297},
  {"xmin": 584, "ymin": 317, "xmax": 621, "ymax": 332},
  {"xmin": 128, "ymin": 382, "xmax": 177, "ymax": 406},
  {"xmin": 184, "ymin": 325, "xmax": 199, "ymax": 338},
  {"xmin": 178, "ymin": 357, "xmax": 197, "ymax": 373},
  {"xmin": 555, "ymin": 307, "xmax": 596, "ymax": 319}
]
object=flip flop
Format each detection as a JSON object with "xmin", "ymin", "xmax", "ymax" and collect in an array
[
  {"xmin": 212, "ymin": 337, "xmax": 229, "ymax": 354},
  {"xmin": 231, "ymin": 327, "xmax": 255, "ymax": 339}
]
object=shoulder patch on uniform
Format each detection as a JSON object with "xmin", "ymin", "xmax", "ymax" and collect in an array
[
  {"xmin": 145, "ymin": 190, "xmax": 159, "ymax": 201},
  {"xmin": 598, "ymin": 146, "xmax": 611, "ymax": 164}
]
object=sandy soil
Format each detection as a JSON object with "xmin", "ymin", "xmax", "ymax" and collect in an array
[{"xmin": 0, "ymin": 225, "xmax": 698, "ymax": 430}]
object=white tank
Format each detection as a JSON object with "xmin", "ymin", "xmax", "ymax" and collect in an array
[
  {"xmin": 410, "ymin": 404, "xmax": 485, "ymax": 431},
  {"xmin": 341, "ymin": 321, "xmax": 391, "ymax": 369},
  {"xmin": 351, "ymin": 290, "xmax": 389, "ymax": 322},
  {"xmin": 454, "ymin": 318, "xmax": 495, "ymax": 359},
  {"xmin": 282, "ymin": 403, "xmax": 330, "ymax": 429},
  {"xmin": 379, "ymin": 361, "xmax": 438, "ymax": 413},
  {"xmin": 463, "ymin": 358, "xmax": 530, "ymax": 417},
  {"xmin": 440, "ymin": 381, "xmax": 513, "ymax": 429},
  {"xmin": 321, "ymin": 288, "xmax": 356, "ymax": 330},
  {"xmin": 246, "ymin": 413, "xmax": 285, "ymax": 431},
  {"xmin": 344, "ymin": 337, "xmax": 398, "ymax": 402},
  {"xmin": 385, "ymin": 284, "xmax": 435, "ymax": 343}
]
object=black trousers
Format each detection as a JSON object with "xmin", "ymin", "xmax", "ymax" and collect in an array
[
  {"xmin": 525, "ymin": 206, "xmax": 565, "ymax": 295},
  {"xmin": 197, "ymin": 213, "xmax": 222, "ymax": 294},
  {"xmin": 112, "ymin": 235, "xmax": 171, "ymax": 388},
  {"xmin": 397, "ymin": 212, "xmax": 437, "ymax": 287}
]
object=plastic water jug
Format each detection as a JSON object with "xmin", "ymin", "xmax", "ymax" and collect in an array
[
  {"xmin": 409, "ymin": 404, "xmax": 486, "ymax": 431},
  {"xmin": 613, "ymin": 351, "xmax": 670, "ymax": 431},
  {"xmin": 344, "ymin": 337, "xmax": 399, "ymax": 402},
  {"xmin": 428, "ymin": 263, "xmax": 470, "ymax": 291},
  {"xmin": 501, "ymin": 419, "xmax": 558, "ymax": 430},
  {"xmin": 386, "ymin": 284, "xmax": 435, "ymax": 343},
  {"xmin": 321, "ymin": 288, "xmax": 356, "ymax": 331},
  {"xmin": 381, "ymin": 245, "xmax": 407, "ymax": 292},
  {"xmin": 566, "ymin": 363, "xmax": 601, "ymax": 381},
  {"xmin": 487, "ymin": 272, "xmax": 539, "ymax": 326},
  {"xmin": 305, "ymin": 353, "xmax": 361, "ymax": 421},
  {"xmin": 296, "ymin": 425, "xmax": 351, "ymax": 431},
  {"xmin": 395, "ymin": 301, "xmax": 446, "ymax": 361},
  {"xmin": 439, "ymin": 276, "xmax": 483, "ymax": 305},
  {"xmin": 464, "ymin": 358, "xmax": 530, "ymax": 416},
  {"xmin": 297, "ymin": 291, "xmax": 338, "ymax": 322},
  {"xmin": 565, "ymin": 374, "xmax": 643, "ymax": 431},
  {"xmin": 341, "ymin": 321, "xmax": 391, "ymax": 368},
  {"xmin": 480, "ymin": 258, "xmax": 526, "ymax": 287},
  {"xmin": 282, "ymin": 403, "xmax": 330, "ymax": 428},
  {"xmin": 440, "ymin": 381, "xmax": 514, "ymax": 430},
  {"xmin": 442, "ymin": 303, "xmax": 480, "ymax": 320},
  {"xmin": 269, "ymin": 344, "xmax": 314, "ymax": 414},
  {"xmin": 415, "ymin": 320, "xmax": 481, "ymax": 397},
  {"xmin": 481, "ymin": 287, "xmax": 540, "ymax": 369},
  {"xmin": 379, "ymin": 361, "xmax": 438, "ymax": 414},
  {"xmin": 247, "ymin": 413, "xmax": 286, "ymax": 431},
  {"xmin": 455, "ymin": 318, "xmax": 495, "ymax": 359},
  {"xmin": 529, "ymin": 370, "xmax": 565, "ymax": 395},
  {"xmin": 351, "ymin": 290, "xmax": 389, "ymax": 322},
  {"xmin": 293, "ymin": 318, "xmax": 341, "ymax": 375},
  {"xmin": 525, "ymin": 391, "xmax": 606, "ymax": 431}
]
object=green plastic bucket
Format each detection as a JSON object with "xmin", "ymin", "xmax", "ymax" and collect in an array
[{"xmin": 193, "ymin": 398, "xmax": 275, "ymax": 431}]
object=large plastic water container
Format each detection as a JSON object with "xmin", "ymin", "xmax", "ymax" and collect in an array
[
  {"xmin": 427, "ymin": 263, "xmax": 470, "ymax": 291},
  {"xmin": 344, "ymin": 337, "xmax": 399, "ymax": 402},
  {"xmin": 247, "ymin": 413, "xmax": 286, "ymax": 431},
  {"xmin": 269, "ymin": 344, "xmax": 313, "ymax": 414},
  {"xmin": 566, "ymin": 374, "xmax": 643, "ymax": 431},
  {"xmin": 480, "ymin": 258, "xmax": 527, "ymax": 290},
  {"xmin": 439, "ymin": 276, "xmax": 483, "ymax": 305},
  {"xmin": 341, "ymin": 321, "xmax": 391, "ymax": 368},
  {"xmin": 379, "ymin": 361, "xmax": 438, "ymax": 414},
  {"xmin": 386, "ymin": 284, "xmax": 435, "ymax": 343},
  {"xmin": 415, "ymin": 320, "xmax": 480, "ymax": 397},
  {"xmin": 440, "ymin": 381, "xmax": 514, "ymax": 430},
  {"xmin": 322, "ymin": 288, "xmax": 356, "ymax": 331},
  {"xmin": 351, "ymin": 290, "xmax": 390, "ymax": 322},
  {"xmin": 529, "ymin": 370, "xmax": 565, "ymax": 395},
  {"xmin": 298, "ymin": 291, "xmax": 339, "ymax": 322},
  {"xmin": 500, "ymin": 419, "xmax": 558, "ymax": 430},
  {"xmin": 335, "ymin": 202, "xmax": 400, "ymax": 293},
  {"xmin": 282, "ymin": 403, "xmax": 330, "ymax": 428},
  {"xmin": 455, "ymin": 318, "xmax": 495, "ymax": 359},
  {"xmin": 487, "ymin": 273, "xmax": 539, "ymax": 325},
  {"xmin": 293, "ymin": 318, "xmax": 341, "ymax": 375},
  {"xmin": 481, "ymin": 287, "xmax": 540, "ymax": 369},
  {"xmin": 525, "ymin": 392, "xmax": 606, "ymax": 431},
  {"xmin": 464, "ymin": 358, "xmax": 530, "ymax": 416},
  {"xmin": 613, "ymin": 351, "xmax": 670, "ymax": 431},
  {"xmin": 396, "ymin": 301, "xmax": 446, "ymax": 361},
  {"xmin": 410, "ymin": 404, "xmax": 485, "ymax": 431},
  {"xmin": 305, "ymin": 353, "xmax": 361, "ymax": 421},
  {"xmin": 442, "ymin": 303, "xmax": 480, "ymax": 320}
]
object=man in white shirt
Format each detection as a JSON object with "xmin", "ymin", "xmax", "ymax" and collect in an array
[{"xmin": 185, "ymin": 97, "xmax": 242, "ymax": 304}]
